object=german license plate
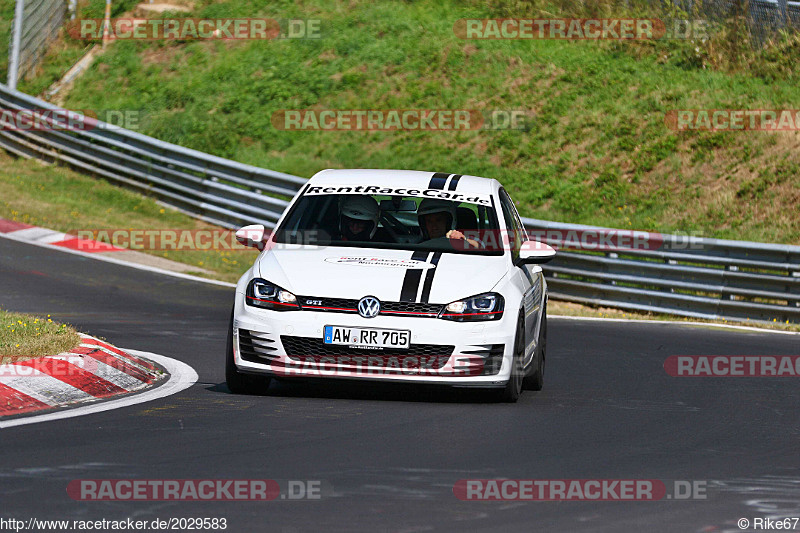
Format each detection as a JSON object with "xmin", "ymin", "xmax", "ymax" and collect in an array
[{"xmin": 323, "ymin": 326, "xmax": 410, "ymax": 349}]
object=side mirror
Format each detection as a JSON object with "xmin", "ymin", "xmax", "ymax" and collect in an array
[
  {"xmin": 235, "ymin": 224, "xmax": 267, "ymax": 250},
  {"xmin": 517, "ymin": 240, "xmax": 556, "ymax": 265}
]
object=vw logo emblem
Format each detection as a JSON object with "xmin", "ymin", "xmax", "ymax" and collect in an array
[{"xmin": 358, "ymin": 296, "xmax": 381, "ymax": 318}]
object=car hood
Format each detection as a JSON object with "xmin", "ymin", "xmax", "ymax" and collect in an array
[{"xmin": 256, "ymin": 245, "xmax": 509, "ymax": 304}]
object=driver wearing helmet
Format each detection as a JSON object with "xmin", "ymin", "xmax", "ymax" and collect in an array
[
  {"xmin": 416, "ymin": 198, "xmax": 481, "ymax": 248},
  {"xmin": 339, "ymin": 195, "xmax": 381, "ymax": 242}
]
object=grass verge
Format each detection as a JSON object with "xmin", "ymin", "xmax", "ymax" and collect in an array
[{"xmin": 0, "ymin": 308, "xmax": 81, "ymax": 364}]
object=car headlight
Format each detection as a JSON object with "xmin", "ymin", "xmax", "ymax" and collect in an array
[
  {"xmin": 439, "ymin": 292, "xmax": 504, "ymax": 322},
  {"xmin": 246, "ymin": 278, "xmax": 299, "ymax": 311}
]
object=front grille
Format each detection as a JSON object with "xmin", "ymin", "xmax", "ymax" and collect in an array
[
  {"xmin": 238, "ymin": 329, "xmax": 279, "ymax": 363},
  {"xmin": 280, "ymin": 335, "xmax": 453, "ymax": 369},
  {"xmin": 298, "ymin": 296, "xmax": 358, "ymax": 312},
  {"xmin": 380, "ymin": 301, "xmax": 443, "ymax": 316},
  {"xmin": 296, "ymin": 296, "xmax": 444, "ymax": 317}
]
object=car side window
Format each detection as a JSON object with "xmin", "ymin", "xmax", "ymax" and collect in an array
[
  {"xmin": 498, "ymin": 189, "xmax": 522, "ymax": 261},
  {"xmin": 505, "ymin": 190, "xmax": 528, "ymax": 243}
]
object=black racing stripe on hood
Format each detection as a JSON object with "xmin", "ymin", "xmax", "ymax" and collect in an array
[
  {"xmin": 419, "ymin": 252, "xmax": 442, "ymax": 303},
  {"xmin": 399, "ymin": 251, "xmax": 430, "ymax": 302},
  {"xmin": 428, "ymin": 173, "xmax": 449, "ymax": 190},
  {"xmin": 447, "ymin": 175, "xmax": 462, "ymax": 190}
]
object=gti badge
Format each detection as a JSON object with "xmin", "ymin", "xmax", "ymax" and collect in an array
[{"xmin": 358, "ymin": 296, "xmax": 381, "ymax": 318}]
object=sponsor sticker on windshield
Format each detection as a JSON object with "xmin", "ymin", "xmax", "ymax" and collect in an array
[
  {"xmin": 305, "ymin": 185, "xmax": 492, "ymax": 206},
  {"xmin": 324, "ymin": 257, "xmax": 436, "ymax": 269}
]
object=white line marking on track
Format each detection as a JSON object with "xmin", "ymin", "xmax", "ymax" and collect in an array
[
  {"xmin": 35, "ymin": 232, "xmax": 70, "ymax": 244},
  {"xmin": 0, "ymin": 350, "xmax": 198, "ymax": 429},
  {"xmin": 550, "ymin": 315, "xmax": 800, "ymax": 335},
  {"xmin": 7, "ymin": 227, "xmax": 64, "ymax": 242}
]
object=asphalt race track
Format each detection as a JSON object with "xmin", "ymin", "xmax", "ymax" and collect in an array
[{"xmin": 2, "ymin": 236, "xmax": 799, "ymax": 532}]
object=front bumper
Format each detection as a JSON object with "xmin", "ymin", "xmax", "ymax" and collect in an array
[{"xmin": 232, "ymin": 296, "xmax": 517, "ymax": 388}]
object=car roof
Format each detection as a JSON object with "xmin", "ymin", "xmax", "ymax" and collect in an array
[{"xmin": 308, "ymin": 169, "xmax": 500, "ymax": 197}]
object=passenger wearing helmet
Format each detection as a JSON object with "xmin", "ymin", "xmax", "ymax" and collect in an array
[
  {"xmin": 339, "ymin": 196, "xmax": 380, "ymax": 242},
  {"xmin": 417, "ymin": 198, "xmax": 481, "ymax": 248}
]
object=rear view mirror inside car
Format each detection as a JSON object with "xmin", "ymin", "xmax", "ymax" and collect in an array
[{"xmin": 379, "ymin": 199, "xmax": 417, "ymax": 211}]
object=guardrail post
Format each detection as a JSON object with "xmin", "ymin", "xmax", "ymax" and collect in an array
[
  {"xmin": 779, "ymin": 0, "xmax": 789, "ymax": 28},
  {"xmin": 666, "ymin": 257, "xmax": 676, "ymax": 294},
  {"xmin": 7, "ymin": 0, "xmax": 25, "ymax": 90},
  {"xmin": 103, "ymin": 0, "xmax": 112, "ymax": 48},
  {"xmin": 607, "ymin": 252, "xmax": 618, "ymax": 285}
]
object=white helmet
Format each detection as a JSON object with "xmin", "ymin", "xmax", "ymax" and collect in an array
[
  {"xmin": 340, "ymin": 196, "xmax": 380, "ymax": 239},
  {"xmin": 417, "ymin": 198, "xmax": 456, "ymax": 238}
]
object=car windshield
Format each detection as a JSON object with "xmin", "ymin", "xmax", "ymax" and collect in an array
[{"xmin": 273, "ymin": 192, "xmax": 505, "ymax": 254}]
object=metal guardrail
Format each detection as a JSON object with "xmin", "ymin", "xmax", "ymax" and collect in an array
[
  {"xmin": 522, "ymin": 218, "xmax": 800, "ymax": 323},
  {"xmin": 0, "ymin": 83, "xmax": 798, "ymax": 324},
  {"xmin": 0, "ymin": 85, "xmax": 306, "ymax": 229}
]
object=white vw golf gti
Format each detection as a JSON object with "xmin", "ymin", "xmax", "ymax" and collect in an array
[{"xmin": 227, "ymin": 169, "xmax": 555, "ymax": 401}]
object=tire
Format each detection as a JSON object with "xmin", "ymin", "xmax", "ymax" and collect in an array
[
  {"xmin": 225, "ymin": 309, "xmax": 271, "ymax": 394},
  {"xmin": 498, "ymin": 314, "xmax": 525, "ymax": 403},
  {"xmin": 523, "ymin": 306, "xmax": 546, "ymax": 391}
]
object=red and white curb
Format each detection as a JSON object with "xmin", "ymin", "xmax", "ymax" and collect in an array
[
  {"xmin": 0, "ymin": 218, "xmax": 121, "ymax": 252},
  {"xmin": 0, "ymin": 334, "xmax": 165, "ymax": 417},
  {"xmin": 0, "ymin": 349, "xmax": 197, "ymax": 429}
]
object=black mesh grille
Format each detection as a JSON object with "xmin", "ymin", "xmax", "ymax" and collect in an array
[
  {"xmin": 239, "ymin": 329, "xmax": 278, "ymax": 363},
  {"xmin": 298, "ymin": 297, "xmax": 358, "ymax": 312},
  {"xmin": 280, "ymin": 336, "xmax": 453, "ymax": 368},
  {"xmin": 296, "ymin": 296, "xmax": 443, "ymax": 317},
  {"xmin": 380, "ymin": 301, "xmax": 443, "ymax": 315}
]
